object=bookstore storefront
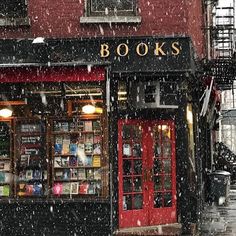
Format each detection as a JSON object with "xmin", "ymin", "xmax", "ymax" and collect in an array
[{"xmin": 0, "ymin": 36, "xmax": 199, "ymax": 235}]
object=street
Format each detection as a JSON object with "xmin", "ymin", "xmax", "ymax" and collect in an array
[{"xmin": 201, "ymin": 184, "xmax": 236, "ymax": 235}]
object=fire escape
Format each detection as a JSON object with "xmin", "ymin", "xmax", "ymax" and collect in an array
[{"xmin": 204, "ymin": 0, "xmax": 235, "ymax": 90}]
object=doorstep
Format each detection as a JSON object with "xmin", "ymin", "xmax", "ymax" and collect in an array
[{"xmin": 114, "ymin": 223, "xmax": 182, "ymax": 235}]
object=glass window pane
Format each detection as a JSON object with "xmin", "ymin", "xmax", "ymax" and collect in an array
[
  {"xmin": 133, "ymin": 194, "xmax": 143, "ymax": 209},
  {"xmin": 164, "ymin": 176, "xmax": 171, "ymax": 190},
  {"xmin": 122, "ymin": 125, "xmax": 131, "ymax": 140},
  {"xmin": 133, "ymin": 160, "xmax": 142, "ymax": 175},
  {"xmin": 164, "ymin": 193, "xmax": 172, "ymax": 207},
  {"xmin": 123, "ymin": 177, "xmax": 132, "ymax": 193},
  {"xmin": 153, "ymin": 159, "xmax": 162, "ymax": 173},
  {"xmin": 123, "ymin": 160, "xmax": 132, "ymax": 175},
  {"xmin": 133, "ymin": 177, "xmax": 142, "ymax": 192},
  {"xmin": 133, "ymin": 143, "xmax": 142, "ymax": 157},
  {"xmin": 123, "ymin": 195, "xmax": 132, "ymax": 210},
  {"xmin": 154, "ymin": 192, "xmax": 162, "ymax": 208},
  {"xmin": 154, "ymin": 176, "xmax": 162, "ymax": 191},
  {"xmin": 163, "ymin": 160, "xmax": 171, "ymax": 173}
]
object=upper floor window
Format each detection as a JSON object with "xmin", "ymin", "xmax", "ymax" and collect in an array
[
  {"xmin": 0, "ymin": 0, "xmax": 27, "ymax": 18},
  {"xmin": 87, "ymin": 0, "xmax": 137, "ymax": 16}
]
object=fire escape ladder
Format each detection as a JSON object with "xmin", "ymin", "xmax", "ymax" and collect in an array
[{"xmin": 207, "ymin": 2, "xmax": 236, "ymax": 90}]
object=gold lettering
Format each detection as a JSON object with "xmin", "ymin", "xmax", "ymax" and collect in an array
[
  {"xmin": 136, "ymin": 43, "xmax": 148, "ymax": 56},
  {"xmin": 154, "ymin": 42, "xmax": 166, "ymax": 56},
  {"xmin": 171, "ymin": 42, "xmax": 181, "ymax": 55},
  {"xmin": 100, "ymin": 44, "xmax": 110, "ymax": 58},
  {"xmin": 117, "ymin": 43, "xmax": 129, "ymax": 57}
]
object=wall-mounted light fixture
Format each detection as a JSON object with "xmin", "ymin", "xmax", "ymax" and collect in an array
[
  {"xmin": 0, "ymin": 108, "xmax": 13, "ymax": 118},
  {"xmin": 82, "ymin": 104, "xmax": 96, "ymax": 114}
]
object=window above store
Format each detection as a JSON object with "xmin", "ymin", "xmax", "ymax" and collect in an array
[
  {"xmin": 0, "ymin": 0, "xmax": 30, "ymax": 27},
  {"xmin": 80, "ymin": 0, "xmax": 141, "ymax": 24}
]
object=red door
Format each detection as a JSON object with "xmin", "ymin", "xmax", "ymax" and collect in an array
[{"xmin": 118, "ymin": 120, "xmax": 177, "ymax": 228}]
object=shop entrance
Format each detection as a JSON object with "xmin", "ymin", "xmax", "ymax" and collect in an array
[{"xmin": 118, "ymin": 120, "xmax": 177, "ymax": 228}]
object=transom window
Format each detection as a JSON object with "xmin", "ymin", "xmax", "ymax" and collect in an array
[
  {"xmin": 0, "ymin": 0, "xmax": 27, "ymax": 18},
  {"xmin": 87, "ymin": 0, "xmax": 137, "ymax": 16}
]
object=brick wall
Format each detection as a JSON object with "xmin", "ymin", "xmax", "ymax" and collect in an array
[{"xmin": 0, "ymin": 0, "xmax": 205, "ymax": 58}]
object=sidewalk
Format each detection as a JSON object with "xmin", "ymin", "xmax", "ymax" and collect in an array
[{"xmin": 200, "ymin": 184, "xmax": 236, "ymax": 236}]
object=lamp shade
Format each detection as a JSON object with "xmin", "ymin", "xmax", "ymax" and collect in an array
[
  {"xmin": 0, "ymin": 108, "xmax": 13, "ymax": 118},
  {"xmin": 82, "ymin": 104, "xmax": 96, "ymax": 114}
]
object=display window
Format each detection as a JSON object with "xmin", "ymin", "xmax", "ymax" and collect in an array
[{"xmin": 0, "ymin": 81, "xmax": 108, "ymax": 199}]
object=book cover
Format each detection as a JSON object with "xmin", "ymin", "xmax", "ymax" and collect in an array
[
  {"xmin": 86, "ymin": 169, "xmax": 94, "ymax": 180},
  {"xmin": 84, "ymin": 155, "xmax": 92, "ymax": 166},
  {"xmin": 26, "ymin": 184, "xmax": 34, "ymax": 196},
  {"xmin": 54, "ymin": 143, "xmax": 62, "ymax": 155},
  {"xmin": 55, "ymin": 171, "xmax": 63, "ymax": 180},
  {"xmin": 84, "ymin": 143, "xmax": 93, "ymax": 154},
  {"xmin": 0, "ymin": 172, "xmax": 5, "ymax": 182},
  {"xmin": 69, "ymin": 155, "xmax": 78, "ymax": 167},
  {"xmin": 69, "ymin": 143, "xmax": 78, "ymax": 156},
  {"xmin": 4, "ymin": 173, "xmax": 12, "ymax": 183},
  {"xmin": 79, "ymin": 182, "xmax": 89, "ymax": 194},
  {"xmin": 61, "ymin": 156, "xmax": 69, "ymax": 167},
  {"xmin": 93, "ymin": 135, "xmax": 101, "ymax": 144},
  {"xmin": 70, "ymin": 182, "xmax": 79, "ymax": 194},
  {"xmin": 62, "ymin": 169, "xmax": 70, "ymax": 180},
  {"xmin": 33, "ymin": 183, "xmax": 42, "ymax": 196},
  {"xmin": 84, "ymin": 121, "xmax": 93, "ymax": 132},
  {"xmin": 26, "ymin": 170, "xmax": 33, "ymax": 180},
  {"xmin": 85, "ymin": 134, "xmax": 93, "ymax": 144},
  {"xmin": 33, "ymin": 170, "xmax": 42, "ymax": 179},
  {"xmin": 0, "ymin": 185, "xmax": 9, "ymax": 197},
  {"xmin": 93, "ymin": 120, "xmax": 101, "ymax": 131},
  {"xmin": 54, "ymin": 156, "xmax": 62, "ymax": 168},
  {"xmin": 71, "ymin": 169, "xmax": 78, "ymax": 180},
  {"xmin": 77, "ymin": 121, "xmax": 84, "ymax": 131},
  {"xmin": 53, "ymin": 183, "xmax": 63, "ymax": 195},
  {"xmin": 93, "ymin": 144, "xmax": 101, "ymax": 155},
  {"xmin": 62, "ymin": 137, "xmax": 70, "ymax": 155},
  {"xmin": 78, "ymin": 169, "xmax": 86, "ymax": 180},
  {"xmin": 20, "ymin": 155, "xmax": 30, "ymax": 166},
  {"xmin": 69, "ymin": 122, "xmax": 76, "ymax": 132},
  {"xmin": 94, "ymin": 169, "xmax": 102, "ymax": 180},
  {"xmin": 19, "ymin": 171, "xmax": 26, "ymax": 181},
  {"xmin": 87, "ymin": 183, "xmax": 95, "ymax": 194},
  {"xmin": 62, "ymin": 183, "xmax": 71, "ymax": 195},
  {"xmin": 92, "ymin": 155, "xmax": 101, "ymax": 167}
]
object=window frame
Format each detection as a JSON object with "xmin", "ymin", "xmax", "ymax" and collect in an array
[
  {"xmin": 0, "ymin": 0, "xmax": 30, "ymax": 27},
  {"xmin": 86, "ymin": 0, "xmax": 138, "ymax": 17}
]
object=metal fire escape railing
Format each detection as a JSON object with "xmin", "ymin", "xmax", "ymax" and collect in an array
[{"xmin": 204, "ymin": 0, "xmax": 236, "ymax": 90}]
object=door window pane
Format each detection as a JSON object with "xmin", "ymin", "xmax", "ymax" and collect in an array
[
  {"xmin": 154, "ymin": 176, "xmax": 162, "ymax": 191},
  {"xmin": 133, "ymin": 177, "xmax": 142, "ymax": 192},
  {"xmin": 153, "ymin": 159, "xmax": 162, "ymax": 173},
  {"xmin": 163, "ymin": 160, "xmax": 171, "ymax": 173},
  {"xmin": 154, "ymin": 192, "xmax": 162, "ymax": 208},
  {"xmin": 123, "ymin": 177, "xmax": 132, "ymax": 193},
  {"xmin": 123, "ymin": 160, "xmax": 132, "ymax": 175},
  {"xmin": 133, "ymin": 194, "xmax": 143, "ymax": 209},
  {"xmin": 164, "ymin": 176, "xmax": 171, "ymax": 190},
  {"xmin": 123, "ymin": 195, "xmax": 132, "ymax": 210},
  {"xmin": 133, "ymin": 143, "xmax": 142, "ymax": 157},
  {"xmin": 164, "ymin": 193, "xmax": 172, "ymax": 207},
  {"xmin": 133, "ymin": 160, "xmax": 142, "ymax": 175}
]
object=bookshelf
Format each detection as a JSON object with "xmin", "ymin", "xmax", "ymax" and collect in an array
[
  {"xmin": 51, "ymin": 116, "xmax": 103, "ymax": 197},
  {"xmin": 0, "ymin": 120, "xmax": 13, "ymax": 197},
  {"xmin": 14, "ymin": 119, "xmax": 48, "ymax": 197}
]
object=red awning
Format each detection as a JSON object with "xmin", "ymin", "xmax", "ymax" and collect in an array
[{"xmin": 0, "ymin": 66, "xmax": 105, "ymax": 83}]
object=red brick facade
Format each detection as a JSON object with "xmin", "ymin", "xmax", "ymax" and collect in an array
[{"xmin": 0, "ymin": 0, "xmax": 206, "ymax": 58}]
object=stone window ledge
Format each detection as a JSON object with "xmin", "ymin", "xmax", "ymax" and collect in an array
[
  {"xmin": 0, "ymin": 17, "xmax": 30, "ymax": 27},
  {"xmin": 80, "ymin": 16, "xmax": 141, "ymax": 24}
]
